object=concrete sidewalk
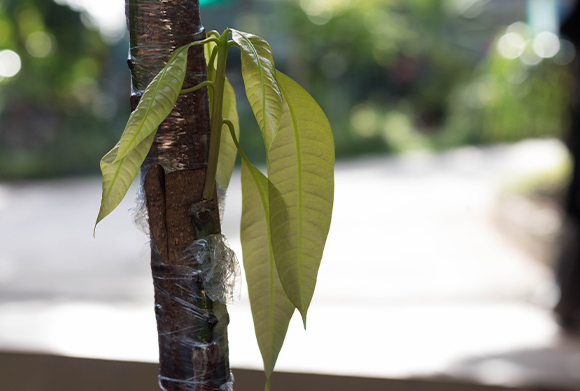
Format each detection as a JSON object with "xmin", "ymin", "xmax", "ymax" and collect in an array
[{"xmin": 0, "ymin": 139, "xmax": 578, "ymax": 390}]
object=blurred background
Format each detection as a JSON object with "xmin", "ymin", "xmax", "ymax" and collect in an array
[{"xmin": 2, "ymin": 0, "xmax": 580, "ymax": 390}]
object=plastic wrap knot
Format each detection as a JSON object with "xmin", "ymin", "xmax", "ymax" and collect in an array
[{"xmin": 183, "ymin": 234, "xmax": 241, "ymax": 305}]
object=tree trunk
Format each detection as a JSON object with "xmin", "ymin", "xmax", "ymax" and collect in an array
[{"xmin": 126, "ymin": 1, "xmax": 232, "ymax": 389}]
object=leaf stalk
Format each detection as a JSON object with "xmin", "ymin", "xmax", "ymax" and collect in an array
[
  {"xmin": 180, "ymin": 80, "xmax": 214, "ymax": 94},
  {"xmin": 203, "ymin": 30, "xmax": 230, "ymax": 200}
]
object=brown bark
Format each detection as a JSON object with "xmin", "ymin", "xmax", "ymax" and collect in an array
[
  {"xmin": 144, "ymin": 167, "xmax": 228, "ymax": 391},
  {"xmin": 126, "ymin": 1, "xmax": 232, "ymax": 389}
]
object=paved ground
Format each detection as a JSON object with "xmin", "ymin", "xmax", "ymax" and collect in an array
[{"xmin": 1, "ymin": 139, "xmax": 579, "ymax": 389}]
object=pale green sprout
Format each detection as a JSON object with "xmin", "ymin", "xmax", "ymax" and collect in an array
[{"xmin": 96, "ymin": 28, "xmax": 334, "ymax": 390}]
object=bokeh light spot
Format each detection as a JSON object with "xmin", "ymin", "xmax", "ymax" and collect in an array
[
  {"xmin": 520, "ymin": 46, "xmax": 541, "ymax": 65},
  {"xmin": 533, "ymin": 31, "xmax": 560, "ymax": 59},
  {"xmin": 300, "ymin": 0, "xmax": 333, "ymax": 25},
  {"xmin": 350, "ymin": 104, "xmax": 377, "ymax": 138},
  {"xmin": 497, "ymin": 32, "xmax": 525, "ymax": 59},
  {"xmin": 0, "ymin": 50, "xmax": 21, "ymax": 78},
  {"xmin": 26, "ymin": 31, "xmax": 55, "ymax": 58}
]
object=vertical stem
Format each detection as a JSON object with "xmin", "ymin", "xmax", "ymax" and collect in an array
[{"xmin": 203, "ymin": 30, "xmax": 230, "ymax": 200}]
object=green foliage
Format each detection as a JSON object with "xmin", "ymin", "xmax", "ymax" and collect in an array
[
  {"xmin": 444, "ymin": 28, "xmax": 572, "ymax": 146},
  {"xmin": 95, "ymin": 132, "xmax": 155, "ymax": 231},
  {"xmin": 268, "ymin": 71, "xmax": 334, "ymax": 323},
  {"xmin": 204, "ymin": 39, "xmax": 240, "ymax": 191},
  {"xmin": 231, "ymin": 29, "xmax": 283, "ymax": 151},
  {"xmin": 227, "ymin": 123, "xmax": 295, "ymax": 384},
  {"xmin": 114, "ymin": 45, "xmax": 189, "ymax": 162},
  {"xmin": 0, "ymin": 0, "xmax": 125, "ymax": 179},
  {"xmin": 96, "ymin": 29, "xmax": 334, "ymax": 388},
  {"xmin": 267, "ymin": 0, "xmax": 471, "ymax": 155},
  {"xmin": 217, "ymin": 78, "xmax": 240, "ymax": 190}
]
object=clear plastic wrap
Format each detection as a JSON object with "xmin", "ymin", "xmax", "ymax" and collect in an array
[
  {"xmin": 151, "ymin": 240, "xmax": 236, "ymax": 391},
  {"xmin": 182, "ymin": 234, "xmax": 241, "ymax": 305},
  {"xmin": 158, "ymin": 372, "xmax": 234, "ymax": 391},
  {"xmin": 132, "ymin": 162, "xmax": 238, "ymax": 390},
  {"xmin": 217, "ymin": 184, "xmax": 226, "ymax": 223},
  {"xmin": 129, "ymin": 158, "xmax": 154, "ymax": 236}
]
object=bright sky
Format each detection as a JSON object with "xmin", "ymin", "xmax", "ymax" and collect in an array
[{"xmin": 54, "ymin": 0, "xmax": 126, "ymax": 42}]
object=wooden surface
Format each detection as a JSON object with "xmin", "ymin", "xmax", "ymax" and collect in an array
[{"xmin": 0, "ymin": 352, "xmax": 545, "ymax": 391}]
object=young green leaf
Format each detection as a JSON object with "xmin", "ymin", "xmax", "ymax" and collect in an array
[
  {"xmin": 224, "ymin": 120, "xmax": 294, "ymax": 387},
  {"xmin": 267, "ymin": 71, "xmax": 335, "ymax": 325},
  {"xmin": 114, "ymin": 44, "xmax": 189, "ymax": 161},
  {"xmin": 95, "ymin": 132, "xmax": 156, "ymax": 232},
  {"xmin": 216, "ymin": 79, "xmax": 239, "ymax": 191},
  {"xmin": 204, "ymin": 40, "xmax": 217, "ymax": 110},
  {"xmin": 241, "ymin": 160, "xmax": 294, "ymax": 385},
  {"xmin": 204, "ymin": 38, "xmax": 238, "ymax": 191},
  {"xmin": 231, "ymin": 29, "xmax": 283, "ymax": 151}
]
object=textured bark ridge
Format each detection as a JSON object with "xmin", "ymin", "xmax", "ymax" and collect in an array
[
  {"xmin": 127, "ymin": 0, "xmax": 209, "ymax": 171},
  {"xmin": 126, "ymin": 1, "xmax": 232, "ymax": 390}
]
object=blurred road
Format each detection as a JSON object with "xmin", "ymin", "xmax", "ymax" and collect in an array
[{"xmin": 1, "ymin": 139, "xmax": 579, "ymax": 389}]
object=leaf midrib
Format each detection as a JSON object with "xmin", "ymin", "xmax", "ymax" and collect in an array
[
  {"xmin": 279, "ymin": 83, "xmax": 304, "ymax": 313},
  {"xmin": 239, "ymin": 33, "xmax": 268, "ymax": 145},
  {"xmin": 120, "ymin": 49, "xmax": 183, "ymax": 157},
  {"xmin": 245, "ymin": 161, "xmax": 277, "ymax": 375},
  {"xmin": 99, "ymin": 151, "xmax": 125, "ymax": 220},
  {"xmin": 233, "ymin": 109, "xmax": 278, "ymax": 373}
]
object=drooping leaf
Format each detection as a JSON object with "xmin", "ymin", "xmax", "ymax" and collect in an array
[
  {"xmin": 267, "ymin": 71, "xmax": 335, "ymax": 325},
  {"xmin": 231, "ymin": 29, "xmax": 283, "ymax": 151},
  {"xmin": 241, "ymin": 160, "xmax": 294, "ymax": 383},
  {"xmin": 216, "ymin": 78, "xmax": 239, "ymax": 191},
  {"xmin": 95, "ymin": 132, "xmax": 156, "ymax": 232},
  {"xmin": 114, "ymin": 44, "xmax": 190, "ymax": 161},
  {"xmin": 222, "ymin": 121, "xmax": 294, "ymax": 387}
]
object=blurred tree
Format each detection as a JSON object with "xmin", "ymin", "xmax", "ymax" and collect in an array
[
  {"xmin": 233, "ymin": 0, "xmax": 569, "ymax": 157},
  {"xmin": 444, "ymin": 23, "xmax": 573, "ymax": 148},
  {"xmin": 0, "ymin": 0, "xmax": 127, "ymax": 179},
  {"xmin": 260, "ymin": 0, "xmax": 490, "ymax": 156},
  {"xmin": 1, "ymin": 0, "xmax": 570, "ymax": 180}
]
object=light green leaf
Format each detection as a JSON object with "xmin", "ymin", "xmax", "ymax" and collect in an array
[
  {"xmin": 216, "ymin": 78, "xmax": 239, "ymax": 191},
  {"xmin": 224, "ymin": 120, "xmax": 294, "ymax": 385},
  {"xmin": 114, "ymin": 44, "xmax": 189, "ymax": 161},
  {"xmin": 231, "ymin": 29, "xmax": 283, "ymax": 151},
  {"xmin": 204, "ymin": 40, "xmax": 217, "ymax": 111},
  {"xmin": 267, "ymin": 71, "xmax": 335, "ymax": 325},
  {"xmin": 204, "ymin": 38, "xmax": 238, "ymax": 191},
  {"xmin": 241, "ymin": 160, "xmax": 294, "ymax": 381},
  {"xmin": 204, "ymin": 39, "xmax": 217, "ymax": 71},
  {"xmin": 95, "ymin": 132, "xmax": 156, "ymax": 232}
]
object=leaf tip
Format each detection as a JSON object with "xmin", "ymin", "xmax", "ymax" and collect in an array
[
  {"xmin": 93, "ymin": 216, "xmax": 102, "ymax": 238},
  {"xmin": 264, "ymin": 375, "xmax": 271, "ymax": 391},
  {"xmin": 94, "ymin": 202, "xmax": 110, "ymax": 237},
  {"xmin": 94, "ymin": 215, "xmax": 103, "ymax": 238},
  {"xmin": 300, "ymin": 311, "xmax": 307, "ymax": 330}
]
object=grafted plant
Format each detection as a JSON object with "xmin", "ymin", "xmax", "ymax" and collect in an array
[{"xmin": 96, "ymin": 25, "xmax": 334, "ymax": 391}]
